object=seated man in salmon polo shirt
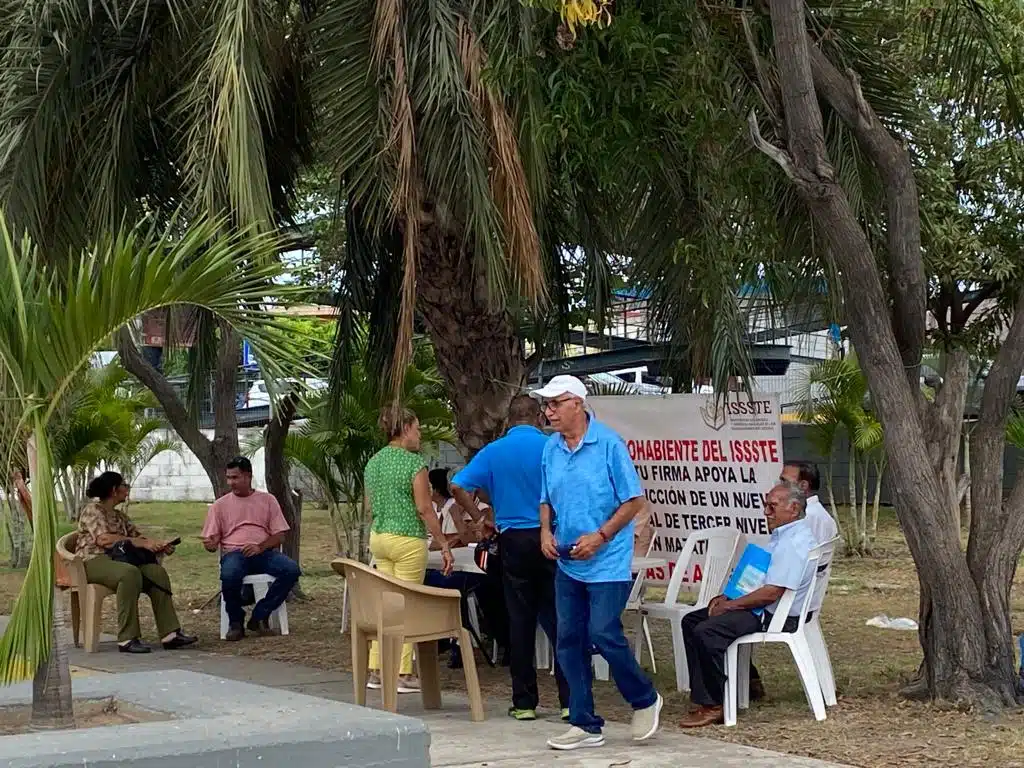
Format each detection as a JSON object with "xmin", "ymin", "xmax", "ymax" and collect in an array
[{"xmin": 202, "ymin": 456, "xmax": 301, "ymax": 641}]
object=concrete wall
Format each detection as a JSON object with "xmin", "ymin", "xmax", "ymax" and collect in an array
[
  {"xmin": 130, "ymin": 429, "xmax": 262, "ymax": 502},
  {"xmin": 782, "ymin": 424, "xmax": 1020, "ymax": 505},
  {"xmin": 131, "ymin": 430, "xmax": 466, "ymax": 503}
]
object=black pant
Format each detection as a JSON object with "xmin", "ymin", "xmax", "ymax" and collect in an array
[
  {"xmin": 683, "ymin": 608, "xmax": 802, "ymax": 706},
  {"xmin": 423, "ymin": 569, "xmax": 487, "ymax": 628},
  {"xmin": 500, "ymin": 527, "xmax": 570, "ymax": 710}
]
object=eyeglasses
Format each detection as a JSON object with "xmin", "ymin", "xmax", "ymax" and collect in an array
[{"xmin": 542, "ymin": 396, "xmax": 576, "ymax": 412}]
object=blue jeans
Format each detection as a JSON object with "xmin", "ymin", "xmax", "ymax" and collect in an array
[
  {"xmin": 220, "ymin": 550, "xmax": 301, "ymax": 625},
  {"xmin": 555, "ymin": 568, "xmax": 657, "ymax": 733}
]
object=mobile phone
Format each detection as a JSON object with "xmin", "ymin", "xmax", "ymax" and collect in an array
[
  {"xmin": 167, "ymin": 537, "xmax": 182, "ymax": 547},
  {"xmin": 556, "ymin": 543, "xmax": 577, "ymax": 560}
]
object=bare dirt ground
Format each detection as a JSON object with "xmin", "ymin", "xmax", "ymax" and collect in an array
[{"xmin": 0, "ymin": 697, "xmax": 167, "ymax": 735}]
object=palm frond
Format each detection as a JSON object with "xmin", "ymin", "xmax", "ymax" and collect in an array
[{"xmin": 0, "ymin": 211, "xmax": 304, "ymax": 685}]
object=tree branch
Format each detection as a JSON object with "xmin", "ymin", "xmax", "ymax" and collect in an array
[
  {"xmin": 978, "ymin": 289, "xmax": 1024, "ymax": 432},
  {"xmin": 807, "ymin": 45, "xmax": 927, "ymax": 388},
  {"xmin": 768, "ymin": 0, "xmax": 831, "ymax": 175},
  {"xmin": 742, "ymin": 13, "xmax": 784, "ymax": 136},
  {"xmin": 764, "ymin": 0, "xmax": 948, "ymax": 549},
  {"xmin": 961, "ymin": 283, "xmax": 1000, "ymax": 325},
  {"xmin": 116, "ymin": 327, "xmax": 213, "ymax": 465},
  {"xmin": 748, "ymin": 110, "xmax": 801, "ymax": 181}
]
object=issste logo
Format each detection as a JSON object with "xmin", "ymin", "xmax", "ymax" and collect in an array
[{"xmin": 699, "ymin": 398, "xmax": 726, "ymax": 431}]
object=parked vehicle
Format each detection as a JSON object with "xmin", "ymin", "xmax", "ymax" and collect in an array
[
  {"xmin": 586, "ymin": 371, "xmax": 671, "ymax": 396},
  {"xmin": 244, "ymin": 378, "xmax": 327, "ymax": 408}
]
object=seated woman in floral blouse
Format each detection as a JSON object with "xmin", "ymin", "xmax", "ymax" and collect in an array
[{"xmin": 77, "ymin": 471, "xmax": 197, "ymax": 654}]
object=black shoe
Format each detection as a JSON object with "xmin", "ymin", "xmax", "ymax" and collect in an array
[
  {"xmin": 246, "ymin": 616, "xmax": 272, "ymax": 635},
  {"xmin": 118, "ymin": 639, "xmax": 151, "ymax": 654},
  {"xmin": 750, "ymin": 677, "xmax": 766, "ymax": 702},
  {"xmin": 225, "ymin": 622, "xmax": 245, "ymax": 642},
  {"xmin": 448, "ymin": 644, "xmax": 464, "ymax": 670},
  {"xmin": 162, "ymin": 630, "xmax": 199, "ymax": 650}
]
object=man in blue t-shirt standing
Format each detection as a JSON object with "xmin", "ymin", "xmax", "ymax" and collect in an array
[
  {"xmin": 533, "ymin": 375, "xmax": 662, "ymax": 752},
  {"xmin": 451, "ymin": 395, "xmax": 570, "ymax": 721}
]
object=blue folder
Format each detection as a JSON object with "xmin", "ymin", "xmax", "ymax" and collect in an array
[{"xmin": 723, "ymin": 543, "xmax": 772, "ymax": 615}]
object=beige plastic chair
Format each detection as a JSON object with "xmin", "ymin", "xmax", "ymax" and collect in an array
[
  {"xmin": 332, "ymin": 558, "xmax": 485, "ymax": 722},
  {"xmin": 56, "ymin": 532, "xmax": 114, "ymax": 653}
]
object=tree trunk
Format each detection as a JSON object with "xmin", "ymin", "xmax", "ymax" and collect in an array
[
  {"xmin": 757, "ymin": 0, "xmax": 1019, "ymax": 706},
  {"xmin": 871, "ymin": 458, "xmax": 884, "ymax": 540},
  {"xmin": 357, "ymin": 497, "xmax": 370, "ymax": 564},
  {"xmin": 56, "ymin": 471, "xmax": 76, "ymax": 523},
  {"xmin": 859, "ymin": 453, "xmax": 870, "ymax": 554},
  {"xmin": 4, "ymin": 492, "xmax": 31, "ymax": 569},
  {"xmin": 415, "ymin": 233, "xmax": 526, "ymax": 456},
  {"xmin": 264, "ymin": 397, "xmax": 300, "ymax": 564},
  {"xmin": 327, "ymin": 503, "xmax": 346, "ymax": 554},
  {"xmin": 960, "ymin": 433, "xmax": 972, "ymax": 531},
  {"xmin": 72, "ymin": 469, "xmax": 88, "ymax": 518},
  {"xmin": 847, "ymin": 446, "xmax": 859, "ymax": 552},
  {"xmin": 825, "ymin": 452, "xmax": 844, "ymax": 548},
  {"xmin": 117, "ymin": 326, "xmax": 240, "ymax": 498},
  {"xmin": 30, "ymin": 587, "xmax": 74, "ymax": 730}
]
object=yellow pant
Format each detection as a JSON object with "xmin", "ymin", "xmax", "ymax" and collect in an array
[{"xmin": 368, "ymin": 532, "xmax": 428, "ymax": 675}]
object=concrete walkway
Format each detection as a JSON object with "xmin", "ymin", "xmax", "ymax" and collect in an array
[{"xmin": 50, "ymin": 631, "xmax": 847, "ymax": 768}]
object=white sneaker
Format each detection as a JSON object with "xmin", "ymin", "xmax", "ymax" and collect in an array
[
  {"xmin": 397, "ymin": 675, "xmax": 421, "ymax": 694},
  {"xmin": 632, "ymin": 693, "xmax": 663, "ymax": 741},
  {"xmin": 546, "ymin": 726, "xmax": 605, "ymax": 751},
  {"xmin": 366, "ymin": 673, "xmax": 382, "ymax": 690}
]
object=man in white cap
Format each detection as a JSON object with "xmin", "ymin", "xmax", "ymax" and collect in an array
[{"xmin": 532, "ymin": 375, "xmax": 662, "ymax": 751}]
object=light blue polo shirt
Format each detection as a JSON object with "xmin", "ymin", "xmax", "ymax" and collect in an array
[
  {"xmin": 451, "ymin": 425, "xmax": 549, "ymax": 531},
  {"xmin": 764, "ymin": 518, "xmax": 817, "ymax": 616},
  {"xmin": 540, "ymin": 417, "xmax": 643, "ymax": 583}
]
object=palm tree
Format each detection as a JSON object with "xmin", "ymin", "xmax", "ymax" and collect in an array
[
  {"xmin": 0, "ymin": 213, "xmax": 300, "ymax": 729},
  {"xmin": 0, "ymin": 381, "xmax": 31, "ymax": 568},
  {"xmin": 0, "ymin": 0, "xmax": 784, "ymax": 461},
  {"xmin": 283, "ymin": 334, "xmax": 455, "ymax": 561},
  {"xmin": 46, "ymin": 362, "xmax": 181, "ymax": 519},
  {"xmin": 0, "ymin": 1, "xmax": 314, "ymax": 496},
  {"xmin": 797, "ymin": 354, "xmax": 886, "ymax": 554}
]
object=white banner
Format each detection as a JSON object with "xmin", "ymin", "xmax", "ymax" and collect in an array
[{"xmin": 590, "ymin": 392, "xmax": 783, "ymax": 586}]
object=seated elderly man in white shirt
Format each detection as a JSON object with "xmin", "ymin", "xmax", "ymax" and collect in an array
[
  {"xmin": 781, "ymin": 460, "xmax": 838, "ymax": 546},
  {"xmin": 678, "ymin": 482, "xmax": 816, "ymax": 728}
]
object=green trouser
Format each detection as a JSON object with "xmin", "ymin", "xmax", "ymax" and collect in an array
[{"xmin": 84, "ymin": 555, "xmax": 181, "ymax": 643}]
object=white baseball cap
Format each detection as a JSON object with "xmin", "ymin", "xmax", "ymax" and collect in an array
[{"xmin": 531, "ymin": 375, "xmax": 588, "ymax": 401}]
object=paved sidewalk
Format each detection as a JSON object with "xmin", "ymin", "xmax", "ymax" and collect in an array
[{"xmin": 50, "ymin": 631, "xmax": 847, "ymax": 768}]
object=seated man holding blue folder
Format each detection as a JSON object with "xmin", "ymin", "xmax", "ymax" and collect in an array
[{"xmin": 678, "ymin": 481, "xmax": 817, "ymax": 728}]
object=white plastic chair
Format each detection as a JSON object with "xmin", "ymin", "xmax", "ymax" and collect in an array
[
  {"xmin": 535, "ymin": 624, "xmax": 553, "ymax": 670},
  {"xmin": 801, "ymin": 538, "xmax": 839, "ymax": 706},
  {"xmin": 625, "ymin": 535, "xmax": 659, "ymax": 675},
  {"xmin": 639, "ymin": 527, "xmax": 741, "ymax": 691},
  {"xmin": 723, "ymin": 539, "xmax": 835, "ymax": 726},
  {"xmin": 219, "ymin": 574, "xmax": 290, "ymax": 639}
]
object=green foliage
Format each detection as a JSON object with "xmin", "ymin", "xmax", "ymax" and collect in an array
[
  {"xmin": 0, "ymin": 213, "xmax": 302, "ymax": 685},
  {"xmin": 798, "ymin": 353, "xmax": 885, "ymax": 553},
  {"xmin": 284, "ymin": 332, "xmax": 454, "ymax": 559},
  {"xmin": 274, "ymin": 317, "xmax": 335, "ymax": 376},
  {"xmin": 1006, "ymin": 401, "xmax": 1024, "ymax": 451},
  {"xmin": 0, "ymin": 1, "xmax": 314, "ymax": 251}
]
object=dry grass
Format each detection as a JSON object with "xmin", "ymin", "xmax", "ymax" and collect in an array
[{"xmin": 4, "ymin": 503, "xmax": 1024, "ymax": 766}]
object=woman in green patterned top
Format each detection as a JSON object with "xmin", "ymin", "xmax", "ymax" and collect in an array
[{"xmin": 363, "ymin": 406, "xmax": 453, "ymax": 693}]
